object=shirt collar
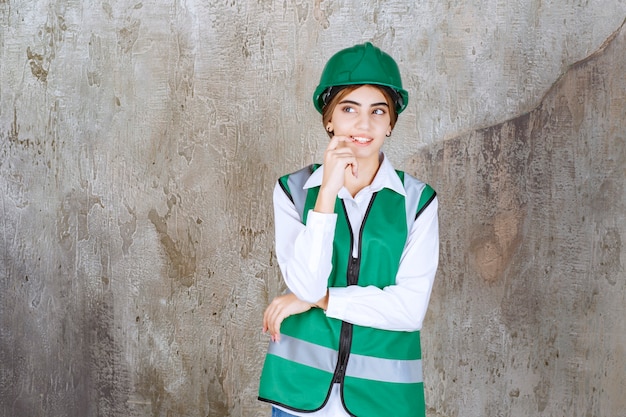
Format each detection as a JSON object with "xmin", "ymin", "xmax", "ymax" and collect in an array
[{"xmin": 303, "ymin": 153, "xmax": 407, "ymax": 197}]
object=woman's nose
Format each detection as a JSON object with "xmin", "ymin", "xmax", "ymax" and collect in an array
[{"xmin": 356, "ymin": 112, "xmax": 370, "ymax": 129}]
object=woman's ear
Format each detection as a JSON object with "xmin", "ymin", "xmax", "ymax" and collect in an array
[{"xmin": 326, "ymin": 124, "xmax": 333, "ymax": 133}]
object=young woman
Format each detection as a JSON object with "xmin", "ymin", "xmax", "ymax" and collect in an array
[{"xmin": 258, "ymin": 42, "xmax": 439, "ymax": 417}]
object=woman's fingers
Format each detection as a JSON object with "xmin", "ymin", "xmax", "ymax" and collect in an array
[
  {"xmin": 347, "ymin": 158, "xmax": 358, "ymax": 179},
  {"xmin": 262, "ymin": 294, "xmax": 313, "ymax": 342},
  {"xmin": 263, "ymin": 299, "xmax": 282, "ymax": 338},
  {"xmin": 321, "ymin": 136, "xmax": 358, "ymax": 193},
  {"xmin": 326, "ymin": 134, "xmax": 340, "ymax": 150},
  {"xmin": 266, "ymin": 300, "xmax": 285, "ymax": 338},
  {"xmin": 263, "ymin": 295, "xmax": 288, "ymax": 341},
  {"xmin": 326, "ymin": 135, "xmax": 350, "ymax": 151}
]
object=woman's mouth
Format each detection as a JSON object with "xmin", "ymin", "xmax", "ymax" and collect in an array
[{"xmin": 350, "ymin": 136, "xmax": 373, "ymax": 144}]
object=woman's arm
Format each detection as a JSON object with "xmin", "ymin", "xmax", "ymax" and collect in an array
[
  {"xmin": 274, "ymin": 135, "xmax": 360, "ymax": 303},
  {"xmin": 273, "ymin": 181, "xmax": 336, "ymax": 303},
  {"xmin": 324, "ymin": 198, "xmax": 439, "ymax": 331},
  {"xmin": 264, "ymin": 181, "xmax": 334, "ymax": 341}
]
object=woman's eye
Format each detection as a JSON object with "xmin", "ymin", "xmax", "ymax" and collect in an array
[
  {"xmin": 373, "ymin": 108, "xmax": 386, "ymax": 115},
  {"xmin": 342, "ymin": 106, "xmax": 355, "ymax": 113}
]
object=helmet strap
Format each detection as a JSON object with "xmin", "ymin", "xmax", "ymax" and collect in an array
[{"xmin": 321, "ymin": 86, "xmax": 347, "ymax": 108}]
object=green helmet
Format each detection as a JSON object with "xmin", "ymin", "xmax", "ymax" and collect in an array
[{"xmin": 312, "ymin": 42, "xmax": 409, "ymax": 114}]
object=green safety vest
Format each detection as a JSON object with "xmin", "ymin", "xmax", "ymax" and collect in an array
[{"xmin": 259, "ymin": 164, "xmax": 436, "ymax": 417}]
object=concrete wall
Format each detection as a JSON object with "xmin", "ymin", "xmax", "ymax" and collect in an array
[
  {"xmin": 414, "ymin": 22, "xmax": 626, "ymax": 416},
  {"xmin": 0, "ymin": 1, "xmax": 624, "ymax": 416}
]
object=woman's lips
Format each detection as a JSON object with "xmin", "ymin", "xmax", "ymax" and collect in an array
[{"xmin": 350, "ymin": 136, "xmax": 373, "ymax": 144}]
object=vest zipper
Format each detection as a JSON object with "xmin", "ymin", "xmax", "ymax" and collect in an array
[
  {"xmin": 332, "ymin": 322, "xmax": 353, "ymax": 383},
  {"xmin": 347, "ymin": 256, "xmax": 359, "ymax": 285},
  {"xmin": 332, "ymin": 196, "xmax": 376, "ymax": 386}
]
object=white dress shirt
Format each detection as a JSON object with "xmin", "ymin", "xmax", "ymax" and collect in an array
[{"xmin": 272, "ymin": 154, "xmax": 439, "ymax": 417}]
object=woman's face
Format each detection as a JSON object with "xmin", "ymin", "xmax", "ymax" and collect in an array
[{"xmin": 326, "ymin": 85, "xmax": 392, "ymax": 162}]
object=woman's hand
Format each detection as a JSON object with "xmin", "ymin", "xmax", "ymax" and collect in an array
[
  {"xmin": 315, "ymin": 136, "xmax": 357, "ymax": 213},
  {"xmin": 263, "ymin": 293, "xmax": 314, "ymax": 342}
]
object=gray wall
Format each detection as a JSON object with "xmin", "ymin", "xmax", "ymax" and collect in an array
[{"xmin": 0, "ymin": 1, "xmax": 624, "ymax": 416}]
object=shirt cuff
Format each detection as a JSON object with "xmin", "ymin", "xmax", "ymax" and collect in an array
[
  {"xmin": 325, "ymin": 287, "xmax": 350, "ymax": 319},
  {"xmin": 304, "ymin": 209, "xmax": 338, "ymax": 229}
]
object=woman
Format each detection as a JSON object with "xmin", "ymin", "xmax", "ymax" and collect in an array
[{"xmin": 258, "ymin": 42, "xmax": 439, "ymax": 417}]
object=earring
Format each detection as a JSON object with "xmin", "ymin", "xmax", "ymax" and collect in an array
[
  {"xmin": 327, "ymin": 126, "xmax": 332, "ymax": 133},
  {"xmin": 386, "ymin": 131, "xmax": 391, "ymax": 137}
]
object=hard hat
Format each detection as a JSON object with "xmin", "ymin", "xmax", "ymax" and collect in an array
[{"xmin": 312, "ymin": 42, "xmax": 409, "ymax": 114}]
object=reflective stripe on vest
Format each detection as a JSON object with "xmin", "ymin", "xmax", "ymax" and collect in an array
[
  {"xmin": 285, "ymin": 165, "xmax": 318, "ymax": 220},
  {"xmin": 268, "ymin": 334, "xmax": 423, "ymax": 384}
]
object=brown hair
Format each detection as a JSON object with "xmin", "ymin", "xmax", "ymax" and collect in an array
[{"xmin": 322, "ymin": 85, "xmax": 399, "ymax": 138}]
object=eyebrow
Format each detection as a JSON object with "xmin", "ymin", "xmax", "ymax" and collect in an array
[{"xmin": 338, "ymin": 100, "xmax": 389, "ymax": 108}]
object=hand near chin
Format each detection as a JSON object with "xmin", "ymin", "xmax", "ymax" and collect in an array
[
  {"xmin": 315, "ymin": 135, "xmax": 357, "ymax": 213},
  {"xmin": 322, "ymin": 135, "xmax": 358, "ymax": 191},
  {"xmin": 263, "ymin": 293, "xmax": 314, "ymax": 342}
]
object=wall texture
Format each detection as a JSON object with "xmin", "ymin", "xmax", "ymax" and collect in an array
[
  {"xmin": 0, "ymin": 1, "xmax": 624, "ymax": 416},
  {"xmin": 413, "ymin": 22, "xmax": 626, "ymax": 417}
]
